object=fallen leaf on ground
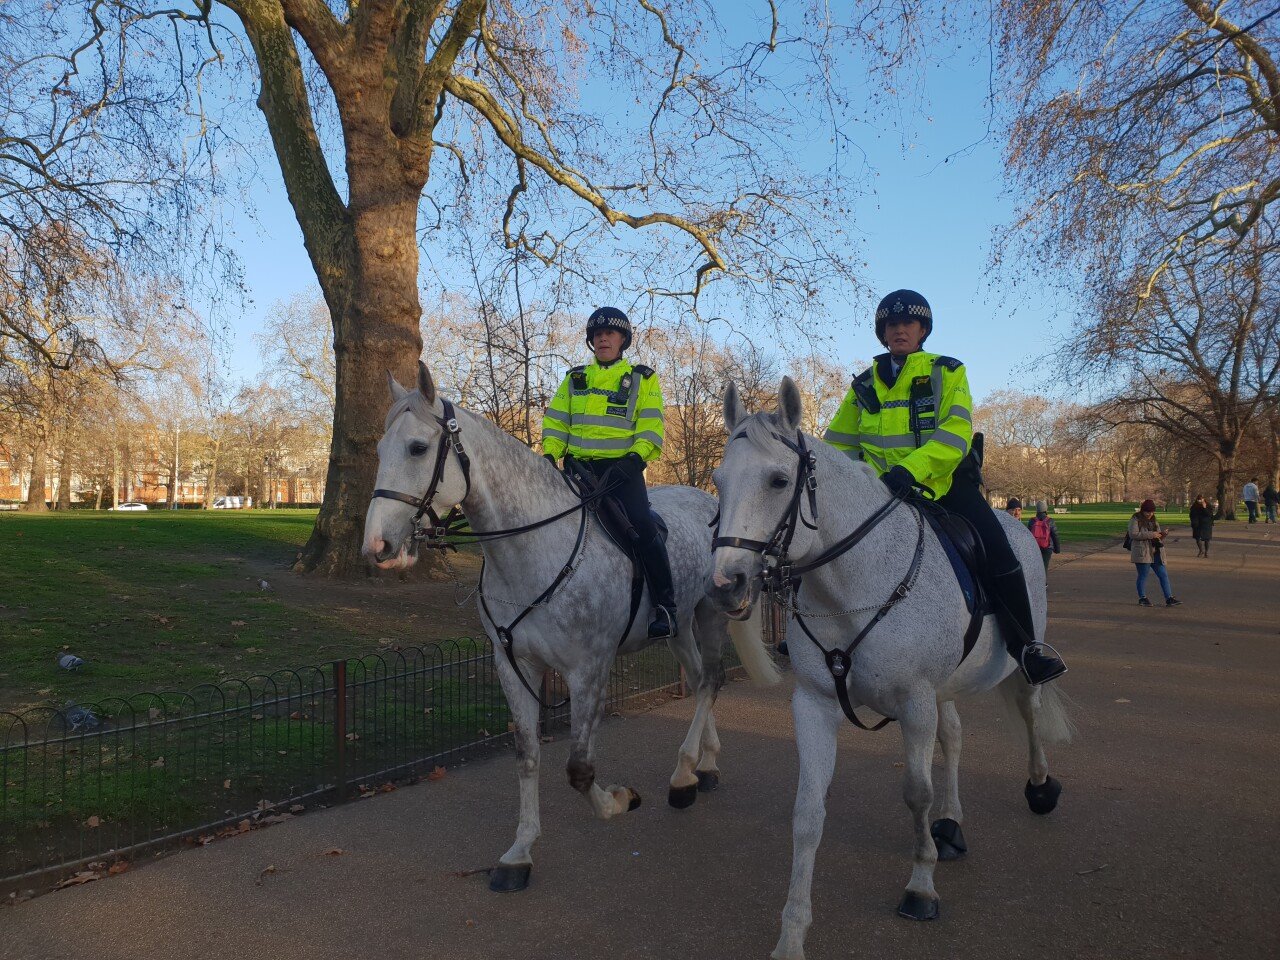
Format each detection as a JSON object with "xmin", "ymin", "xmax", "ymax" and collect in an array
[
  {"xmin": 223, "ymin": 779, "xmax": 232, "ymax": 789},
  {"xmin": 1077, "ymin": 864, "xmax": 1109, "ymax": 876},
  {"xmin": 85, "ymin": 815, "xmax": 101, "ymax": 828},
  {"xmin": 288, "ymin": 804, "xmax": 305, "ymax": 813},
  {"xmin": 465, "ymin": 920, "xmax": 476, "ymax": 928},
  {"xmin": 1115, "ymin": 698, "xmax": 1131, "ymax": 704},
  {"xmin": 378, "ymin": 782, "xmax": 396, "ymax": 793},
  {"xmin": 345, "ymin": 732, "xmax": 360, "ymax": 741},
  {"xmin": 107, "ymin": 861, "xmax": 129, "ymax": 876},
  {"xmin": 231, "ymin": 620, "xmax": 246, "ymax": 627},
  {"xmin": 197, "ymin": 835, "xmax": 215, "ymax": 846},
  {"xmin": 148, "ymin": 707, "xmax": 161, "ymax": 720},
  {"xmin": 322, "ymin": 848, "xmax": 344, "ymax": 856},
  {"xmin": 427, "ymin": 766, "xmax": 446, "ymax": 782},
  {"xmin": 56, "ymin": 871, "xmax": 101, "ymax": 889},
  {"xmin": 152, "ymin": 757, "xmax": 165, "ymax": 768},
  {"xmin": 254, "ymin": 865, "xmax": 277, "ymax": 886}
]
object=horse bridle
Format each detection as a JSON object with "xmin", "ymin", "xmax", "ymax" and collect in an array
[
  {"xmin": 711, "ymin": 424, "xmax": 924, "ymax": 730},
  {"xmin": 372, "ymin": 399, "xmax": 473, "ymax": 546}
]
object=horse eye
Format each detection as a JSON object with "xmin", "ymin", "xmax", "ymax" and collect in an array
[
  {"xmin": 409, "ymin": 441, "xmax": 430, "ymax": 457},
  {"xmin": 770, "ymin": 475, "xmax": 789, "ymax": 489}
]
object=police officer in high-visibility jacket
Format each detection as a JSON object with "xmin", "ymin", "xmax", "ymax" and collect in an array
[
  {"xmin": 824, "ymin": 289, "xmax": 1066, "ymax": 685},
  {"xmin": 541, "ymin": 307, "xmax": 676, "ymax": 639}
]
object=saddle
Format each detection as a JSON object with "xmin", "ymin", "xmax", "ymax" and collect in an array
[
  {"xmin": 912, "ymin": 497, "xmax": 988, "ymax": 661},
  {"xmin": 562, "ymin": 459, "xmax": 667, "ymax": 638}
]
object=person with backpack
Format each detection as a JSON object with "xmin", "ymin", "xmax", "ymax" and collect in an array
[
  {"xmin": 1264, "ymin": 482, "xmax": 1278, "ymax": 524},
  {"xmin": 1027, "ymin": 500, "xmax": 1061, "ymax": 575},
  {"xmin": 1128, "ymin": 499, "xmax": 1182, "ymax": 607}
]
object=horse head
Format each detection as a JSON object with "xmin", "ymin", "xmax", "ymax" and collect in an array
[
  {"xmin": 363, "ymin": 361, "xmax": 470, "ymax": 570},
  {"xmin": 707, "ymin": 376, "xmax": 818, "ymax": 617}
]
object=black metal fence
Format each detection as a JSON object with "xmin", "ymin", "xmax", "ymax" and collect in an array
[{"xmin": 0, "ymin": 637, "xmax": 699, "ymax": 893}]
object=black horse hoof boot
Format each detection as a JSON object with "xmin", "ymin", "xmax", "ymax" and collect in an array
[
  {"xmin": 1025, "ymin": 775, "xmax": 1063, "ymax": 815},
  {"xmin": 897, "ymin": 890, "xmax": 940, "ymax": 921},
  {"xmin": 489, "ymin": 863, "xmax": 532, "ymax": 893},
  {"xmin": 930, "ymin": 818, "xmax": 968, "ymax": 861},
  {"xmin": 648, "ymin": 606, "xmax": 676, "ymax": 640},
  {"xmin": 696, "ymin": 770, "xmax": 720, "ymax": 793},
  {"xmin": 668, "ymin": 783, "xmax": 698, "ymax": 809}
]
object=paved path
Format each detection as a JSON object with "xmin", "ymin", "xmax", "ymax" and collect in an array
[{"xmin": 4, "ymin": 527, "xmax": 1278, "ymax": 960}]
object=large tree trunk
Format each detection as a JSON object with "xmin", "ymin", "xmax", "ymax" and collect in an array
[
  {"xmin": 294, "ymin": 189, "xmax": 437, "ymax": 574},
  {"xmin": 22, "ymin": 434, "xmax": 49, "ymax": 512},
  {"xmin": 1215, "ymin": 454, "xmax": 1237, "ymax": 520},
  {"xmin": 56, "ymin": 450, "xmax": 72, "ymax": 510}
]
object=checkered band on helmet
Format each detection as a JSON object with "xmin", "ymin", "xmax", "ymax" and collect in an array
[
  {"xmin": 874, "ymin": 289, "xmax": 933, "ymax": 345},
  {"xmin": 585, "ymin": 306, "xmax": 632, "ymax": 350}
]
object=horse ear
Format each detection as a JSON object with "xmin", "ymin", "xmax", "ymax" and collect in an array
[
  {"xmin": 777, "ymin": 376, "xmax": 803, "ymax": 432},
  {"xmin": 723, "ymin": 381, "xmax": 747, "ymax": 431},
  {"xmin": 387, "ymin": 370, "xmax": 409, "ymax": 401},
  {"xmin": 417, "ymin": 361, "xmax": 437, "ymax": 405}
]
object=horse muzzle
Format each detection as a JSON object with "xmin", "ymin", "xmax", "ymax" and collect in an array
[
  {"xmin": 363, "ymin": 535, "xmax": 417, "ymax": 571},
  {"xmin": 707, "ymin": 566, "xmax": 759, "ymax": 619}
]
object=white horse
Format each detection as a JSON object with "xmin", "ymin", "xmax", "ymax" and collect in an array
[
  {"xmin": 707, "ymin": 378, "xmax": 1073, "ymax": 960},
  {"xmin": 363, "ymin": 363, "xmax": 780, "ymax": 891}
]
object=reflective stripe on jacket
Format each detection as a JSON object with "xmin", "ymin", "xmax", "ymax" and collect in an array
[
  {"xmin": 822, "ymin": 350, "xmax": 974, "ymax": 498},
  {"xmin": 540, "ymin": 358, "xmax": 665, "ymax": 461}
]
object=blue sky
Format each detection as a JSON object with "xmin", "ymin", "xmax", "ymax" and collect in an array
[{"xmin": 221, "ymin": 23, "xmax": 1073, "ymax": 404}]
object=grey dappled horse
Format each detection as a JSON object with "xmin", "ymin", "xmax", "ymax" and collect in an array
[
  {"xmin": 707, "ymin": 379, "xmax": 1073, "ymax": 960},
  {"xmin": 363, "ymin": 363, "xmax": 780, "ymax": 892}
]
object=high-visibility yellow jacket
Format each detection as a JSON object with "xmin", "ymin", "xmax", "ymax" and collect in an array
[
  {"xmin": 541, "ymin": 358, "xmax": 665, "ymax": 462},
  {"xmin": 823, "ymin": 350, "xmax": 973, "ymax": 498}
]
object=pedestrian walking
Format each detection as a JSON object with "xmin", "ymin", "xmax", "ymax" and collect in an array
[
  {"xmin": 1242, "ymin": 477, "xmax": 1260, "ymax": 524},
  {"xmin": 1005, "ymin": 497, "xmax": 1023, "ymax": 521},
  {"xmin": 1027, "ymin": 500, "xmax": 1061, "ymax": 575},
  {"xmin": 1264, "ymin": 482, "xmax": 1278, "ymax": 524},
  {"xmin": 1129, "ymin": 499, "xmax": 1182, "ymax": 607},
  {"xmin": 1189, "ymin": 495, "xmax": 1214, "ymax": 557}
]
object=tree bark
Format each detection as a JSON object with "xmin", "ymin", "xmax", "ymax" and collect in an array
[
  {"xmin": 203, "ymin": 436, "xmax": 221, "ymax": 509},
  {"xmin": 56, "ymin": 450, "xmax": 72, "ymax": 509},
  {"xmin": 1215, "ymin": 454, "xmax": 1237, "ymax": 521},
  {"xmin": 22, "ymin": 433, "xmax": 49, "ymax": 512}
]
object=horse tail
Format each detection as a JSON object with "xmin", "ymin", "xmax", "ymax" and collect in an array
[
  {"xmin": 725, "ymin": 604, "xmax": 782, "ymax": 686},
  {"xmin": 995, "ymin": 672, "xmax": 1077, "ymax": 746}
]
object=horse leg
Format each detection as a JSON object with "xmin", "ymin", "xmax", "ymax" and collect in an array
[
  {"xmin": 1014, "ymin": 680, "xmax": 1063, "ymax": 814},
  {"xmin": 930, "ymin": 699, "xmax": 967, "ymax": 861},
  {"xmin": 694, "ymin": 604, "xmax": 729, "ymax": 793},
  {"xmin": 490, "ymin": 657, "xmax": 544, "ymax": 893},
  {"xmin": 667, "ymin": 620, "xmax": 708, "ymax": 807},
  {"xmin": 565, "ymin": 669, "xmax": 640, "ymax": 820},
  {"xmin": 773, "ymin": 685, "xmax": 840, "ymax": 960},
  {"xmin": 897, "ymin": 696, "xmax": 942, "ymax": 920}
]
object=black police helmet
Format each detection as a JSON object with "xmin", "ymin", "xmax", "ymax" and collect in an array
[
  {"xmin": 585, "ymin": 306, "xmax": 632, "ymax": 350},
  {"xmin": 874, "ymin": 289, "xmax": 932, "ymax": 346}
]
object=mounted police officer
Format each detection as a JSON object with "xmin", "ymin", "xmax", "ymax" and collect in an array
[
  {"xmin": 541, "ymin": 307, "xmax": 677, "ymax": 640},
  {"xmin": 823, "ymin": 290, "xmax": 1067, "ymax": 685}
]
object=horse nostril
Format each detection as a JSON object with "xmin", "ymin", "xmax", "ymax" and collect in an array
[{"xmin": 374, "ymin": 540, "xmax": 397, "ymax": 563}]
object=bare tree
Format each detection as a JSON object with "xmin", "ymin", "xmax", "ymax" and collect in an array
[{"xmin": 998, "ymin": 0, "xmax": 1280, "ymax": 296}]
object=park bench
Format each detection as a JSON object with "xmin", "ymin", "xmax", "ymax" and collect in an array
[{"xmin": 1053, "ymin": 508, "xmax": 1068, "ymax": 515}]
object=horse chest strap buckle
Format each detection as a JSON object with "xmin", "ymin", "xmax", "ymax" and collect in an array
[{"xmin": 825, "ymin": 649, "xmax": 850, "ymax": 680}]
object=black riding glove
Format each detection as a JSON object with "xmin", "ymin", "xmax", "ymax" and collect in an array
[
  {"xmin": 618, "ymin": 452, "xmax": 646, "ymax": 479},
  {"xmin": 543, "ymin": 453, "xmax": 558, "ymax": 468},
  {"xmin": 881, "ymin": 465, "xmax": 915, "ymax": 496}
]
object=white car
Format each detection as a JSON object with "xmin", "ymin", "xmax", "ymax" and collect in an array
[{"xmin": 110, "ymin": 502, "xmax": 148, "ymax": 512}]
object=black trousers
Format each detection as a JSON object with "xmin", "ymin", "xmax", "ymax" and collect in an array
[
  {"xmin": 939, "ymin": 475, "xmax": 1037, "ymax": 648},
  {"xmin": 575, "ymin": 459, "xmax": 675, "ymax": 611}
]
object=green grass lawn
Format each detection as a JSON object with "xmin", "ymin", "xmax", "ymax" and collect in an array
[
  {"xmin": 1030, "ymin": 501, "xmax": 1205, "ymax": 547},
  {"xmin": 0, "ymin": 510, "xmax": 378, "ymax": 712}
]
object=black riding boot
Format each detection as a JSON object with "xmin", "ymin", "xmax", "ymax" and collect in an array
[
  {"xmin": 990, "ymin": 566, "xmax": 1067, "ymax": 685},
  {"xmin": 638, "ymin": 533, "xmax": 677, "ymax": 639}
]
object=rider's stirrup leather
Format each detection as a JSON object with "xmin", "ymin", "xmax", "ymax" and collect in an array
[
  {"xmin": 1020, "ymin": 641, "xmax": 1067, "ymax": 686},
  {"xmin": 648, "ymin": 606, "xmax": 676, "ymax": 639}
]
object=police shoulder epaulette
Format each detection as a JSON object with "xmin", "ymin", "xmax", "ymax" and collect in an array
[
  {"xmin": 632, "ymin": 364, "xmax": 655, "ymax": 378},
  {"xmin": 933, "ymin": 356, "xmax": 963, "ymax": 371}
]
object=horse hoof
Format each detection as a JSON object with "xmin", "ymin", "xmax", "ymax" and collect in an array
[
  {"xmin": 897, "ymin": 890, "xmax": 940, "ymax": 921},
  {"xmin": 696, "ymin": 770, "xmax": 720, "ymax": 793},
  {"xmin": 668, "ymin": 783, "xmax": 698, "ymax": 809},
  {"xmin": 489, "ymin": 863, "xmax": 532, "ymax": 893},
  {"xmin": 628, "ymin": 790, "xmax": 642, "ymax": 812},
  {"xmin": 930, "ymin": 818, "xmax": 967, "ymax": 861},
  {"xmin": 1025, "ymin": 775, "xmax": 1062, "ymax": 815}
]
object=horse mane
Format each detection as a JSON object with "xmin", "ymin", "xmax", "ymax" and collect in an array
[{"xmin": 384, "ymin": 390, "xmax": 436, "ymax": 431}]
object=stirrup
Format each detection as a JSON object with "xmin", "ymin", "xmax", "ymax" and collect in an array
[
  {"xmin": 648, "ymin": 606, "xmax": 676, "ymax": 639},
  {"xmin": 1020, "ymin": 641, "xmax": 1067, "ymax": 686}
]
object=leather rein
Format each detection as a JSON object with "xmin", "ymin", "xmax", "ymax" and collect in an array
[{"xmin": 711, "ymin": 426, "xmax": 923, "ymax": 730}]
